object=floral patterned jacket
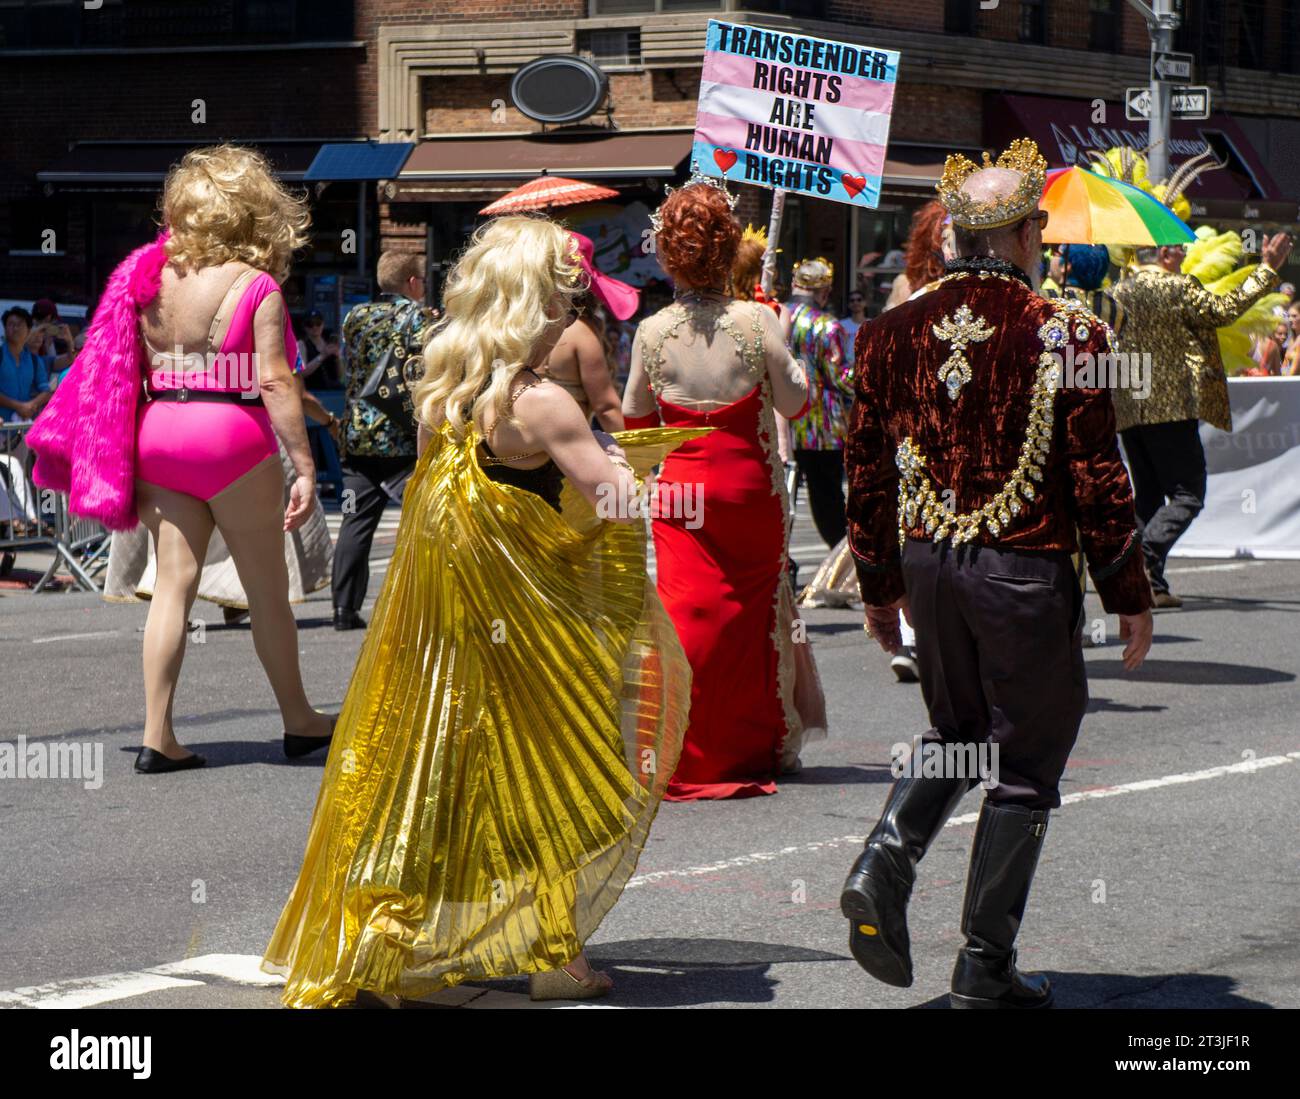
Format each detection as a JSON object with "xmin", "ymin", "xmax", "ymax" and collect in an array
[{"xmin": 340, "ymin": 295, "xmax": 440, "ymax": 459}]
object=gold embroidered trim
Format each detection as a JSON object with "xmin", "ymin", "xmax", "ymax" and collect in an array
[
  {"xmin": 643, "ymin": 300, "xmax": 765, "ymax": 395},
  {"xmin": 896, "ymin": 299, "xmax": 1095, "ymax": 547}
]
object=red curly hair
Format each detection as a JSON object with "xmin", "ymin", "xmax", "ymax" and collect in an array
[
  {"xmin": 903, "ymin": 199, "xmax": 948, "ymax": 291},
  {"xmin": 655, "ymin": 183, "xmax": 741, "ymax": 289}
]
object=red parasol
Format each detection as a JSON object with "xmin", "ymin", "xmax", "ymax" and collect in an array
[{"xmin": 478, "ymin": 174, "xmax": 619, "ymax": 216}]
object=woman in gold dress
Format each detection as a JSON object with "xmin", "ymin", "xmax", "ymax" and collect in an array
[{"xmin": 263, "ymin": 216, "xmax": 698, "ymax": 1006}]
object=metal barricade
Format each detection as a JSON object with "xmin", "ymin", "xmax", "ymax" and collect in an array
[{"xmin": 0, "ymin": 421, "xmax": 108, "ymax": 593}]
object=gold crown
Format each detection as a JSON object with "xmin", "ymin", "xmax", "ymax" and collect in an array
[
  {"xmin": 742, "ymin": 223, "xmax": 770, "ymax": 249},
  {"xmin": 793, "ymin": 257, "xmax": 834, "ymax": 289},
  {"xmin": 937, "ymin": 138, "xmax": 1048, "ymax": 231}
]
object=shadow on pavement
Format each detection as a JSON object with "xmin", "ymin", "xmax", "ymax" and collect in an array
[
  {"xmin": 1085, "ymin": 697, "xmax": 1167, "ymax": 714},
  {"xmin": 487, "ymin": 937, "xmax": 848, "ymax": 1007},
  {"xmin": 1084, "ymin": 659, "xmax": 1294, "ymax": 686},
  {"xmin": 116, "ymin": 739, "xmax": 327, "ymax": 768},
  {"xmin": 783, "ymin": 764, "xmax": 894, "ymax": 785},
  {"xmin": 1055, "ymin": 971, "xmax": 1274, "ymax": 1009}
]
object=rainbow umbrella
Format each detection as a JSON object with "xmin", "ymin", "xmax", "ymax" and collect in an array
[{"xmin": 1040, "ymin": 166, "xmax": 1195, "ymax": 246}]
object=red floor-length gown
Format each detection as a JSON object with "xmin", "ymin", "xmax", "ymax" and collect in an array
[{"xmin": 631, "ymin": 373, "xmax": 823, "ymax": 799}]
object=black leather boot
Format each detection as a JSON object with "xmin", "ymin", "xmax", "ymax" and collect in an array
[
  {"xmin": 840, "ymin": 774, "xmax": 972, "ymax": 986},
  {"xmin": 333, "ymin": 607, "xmax": 366, "ymax": 631},
  {"xmin": 950, "ymin": 800, "xmax": 1053, "ymax": 1009}
]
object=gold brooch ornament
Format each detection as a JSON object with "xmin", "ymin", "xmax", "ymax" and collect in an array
[
  {"xmin": 936, "ymin": 138, "xmax": 1048, "ymax": 230},
  {"xmin": 895, "ymin": 300, "xmax": 1094, "ymax": 547},
  {"xmin": 931, "ymin": 305, "xmax": 996, "ymax": 400}
]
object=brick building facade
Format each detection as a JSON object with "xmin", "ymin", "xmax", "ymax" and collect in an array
[{"xmin": 3, "ymin": 1, "xmax": 1298, "ymax": 315}]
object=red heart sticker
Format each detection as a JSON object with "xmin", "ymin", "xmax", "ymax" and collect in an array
[
  {"xmin": 842, "ymin": 173, "xmax": 867, "ymax": 199},
  {"xmin": 714, "ymin": 148, "xmax": 738, "ymax": 173}
]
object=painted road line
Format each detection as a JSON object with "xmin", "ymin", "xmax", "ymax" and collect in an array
[
  {"xmin": 6, "ymin": 752, "xmax": 1295, "ymax": 1008},
  {"xmin": 32, "ymin": 631, "xmax": 120, "ymax": 645},
  {"xmin": 625, "ymin": 750, "xmax": 1300, "ymax": 888},
  {"xmin": 0, "ymin": 971, "xmax": 203, "ymax": 1009}
]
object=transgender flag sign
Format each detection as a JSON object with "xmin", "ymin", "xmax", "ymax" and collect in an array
[{"xmin": 692, "ymin": 20, "xmax": 900, "ymax": 208}]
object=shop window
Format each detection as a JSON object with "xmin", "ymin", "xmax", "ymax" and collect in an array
[
  {"xmin": 577, "ymin": 28, "xmax": 642, "ymax": 66},
  {"xmin": 1018, "ymin": 0, "xmax": 1046, "ymax": 45},
  {"xmin": 944, "ymin": 0, "xmax": 977, "ymax": 35},
  {"xmin": 1234, "ymin": 0, "xmax": 1265, "ymax": 70},
  {"xmin": 589, "ymin": 0, "xmax": 724, "ymax": 13},
  {"xmin": 0, "ymin": 0, "xmax": 352, "ymax": 50},
  {"xmin": 1088, "ymin": 0, "xmax": 1120, "ymax": 53},
  {"xmin": 735, "ymin": 0, "xmax": 825, "ymax": 14},
  {"xmin": 1283, "ymin": 1, "xmax": 1300, "ymax": 73},
  {"xmin": 7, "ymin": 199, "xmax": 68, "ymax": 256}
]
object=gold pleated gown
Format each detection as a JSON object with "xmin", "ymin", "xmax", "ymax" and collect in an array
[{"xmin": 262, "ymin": 424, "xmax": 702, "ymax": 1007}]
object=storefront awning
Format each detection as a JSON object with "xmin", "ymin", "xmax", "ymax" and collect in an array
[
  {"xmin": 36, "ymin": 141, "xmax": 325, "ymax": 188},
  {"xmin": 398, "ymin": 130, "xmax": 693, "ymax": 183},
  {"xmin": 305, "ymin": 142, "xmax": 414, "ymax": 182},
  {"xmin": 987, "ymin": 94, "xmax": 1297, "ymax": 222},
  {"xmin": 881, "ymin": 144, "xmax": 976, "ymax": 193}
]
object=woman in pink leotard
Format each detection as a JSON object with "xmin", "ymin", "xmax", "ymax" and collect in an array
[{"xmin": 132, "ymin": 145, "xmax": 335, "ymax": 773}]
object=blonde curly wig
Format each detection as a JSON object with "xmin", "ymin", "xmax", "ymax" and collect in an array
[
  {"xmin": 161, "ymin": 144, "xmax": 310, "ymax": 282},
  {"xmin": 414, "ymin": 216, "xmax": 586, "ymax": 442}
]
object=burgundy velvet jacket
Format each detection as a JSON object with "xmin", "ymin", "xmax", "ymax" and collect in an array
[{"xmin": 845, "ymin": 266, "xmax": 1152, "ymax": 616}]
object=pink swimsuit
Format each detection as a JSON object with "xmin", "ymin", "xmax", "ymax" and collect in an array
[{"xmin": 135, "ymin": 271, "xmax": 301, "ymax": 500}]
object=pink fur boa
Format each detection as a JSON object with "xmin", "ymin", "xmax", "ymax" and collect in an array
[{"xmin": 27, "ymin": 230, "xmax": 170, "ymax": 531}]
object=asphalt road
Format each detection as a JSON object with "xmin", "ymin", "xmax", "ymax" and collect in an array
[{"xmin": 1, "ymin": 506, "xmax": 1297, "ymax": 1010}]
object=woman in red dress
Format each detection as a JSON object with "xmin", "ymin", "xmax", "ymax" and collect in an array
[{"xmin": 622, "ymin": 180, "xmax": 826, "ymax": 799}]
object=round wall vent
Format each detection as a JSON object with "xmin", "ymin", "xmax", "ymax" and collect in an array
[{"xmin": 510, "ymin": 55, "xmax": 609, "ymax": 124}]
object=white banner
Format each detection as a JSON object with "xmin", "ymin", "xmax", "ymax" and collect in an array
[{"xmin": 1168, "ymin": 377, "xmax": 1300, "ymax": 559}]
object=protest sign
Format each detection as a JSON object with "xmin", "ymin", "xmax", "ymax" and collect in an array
[{"xmin": 691, "ymin": 20, "xmax": 900, "ymax": 208}]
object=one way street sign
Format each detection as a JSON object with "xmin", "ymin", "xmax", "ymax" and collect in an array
[
  {"xmin": 1125, "ymin": 86, "xmax": 1212, "ymax": 121},
  {"xmin": 1152, "ymin": 50, "xmax": 1194, "ymax": 82}
]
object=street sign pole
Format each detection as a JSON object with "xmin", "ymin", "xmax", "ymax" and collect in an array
[{"xmin": 1126, "ymin": 0, "xmax": 1182, "ymax": 184}]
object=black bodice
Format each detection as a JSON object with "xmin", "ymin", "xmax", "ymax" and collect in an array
[{"xmin": 479, "ymin": 439, "xmax": 563, "ymax": 513}]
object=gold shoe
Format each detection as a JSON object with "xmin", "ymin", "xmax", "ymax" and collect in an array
[{"xmin": 529, "ymin": 965, "xmax": 614, "ymax": 1002}]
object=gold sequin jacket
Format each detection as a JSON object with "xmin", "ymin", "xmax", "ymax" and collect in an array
[{"xmin": 1110, "ymin": 263, "xmax": 1278, "ymax": 433}]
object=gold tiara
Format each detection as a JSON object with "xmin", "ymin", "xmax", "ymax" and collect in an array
[
  {"xmin": 937, "ymin": 138, "xmax": 1048, "ymax": 231},
  {"xmin": 649, "ymin": 168, "xmax": 738, "ymax": 235},
  {"xmin": 793, "ymin": 257, "xmax": 834, "ymax": 289},
  {"xmin": 742, "ymin": 223, "xmax": 770, "ymax": 249}
]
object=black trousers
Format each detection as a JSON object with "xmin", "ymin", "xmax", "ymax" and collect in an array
[
  {"xmin": 1120, "ymin": 420, "xmax": 1206, "ymax": 595},
  {"xmin": 902, "ymin": 538, "xmax": 1088, "ymax": 809},
  {"xmin": 331, "ymin": 454, "xmax": 412, "ymax": 612},
  {"xmin": 794, "ymin": 448, "xmax": 847, "ymax": 548}
]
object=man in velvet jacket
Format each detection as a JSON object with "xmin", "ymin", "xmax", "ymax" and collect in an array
[{"xmin": 838, "ymin": 139, "xmax": 1154, "ymax": 1009}]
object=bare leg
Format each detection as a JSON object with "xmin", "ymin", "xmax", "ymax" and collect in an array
[
  {"xmin": 209, "ymin": 455, "xmax": 331, "ymax": 737},
  {"xmin": 136, "ymin": 480, "xmax": 215, "ymax": 759}
]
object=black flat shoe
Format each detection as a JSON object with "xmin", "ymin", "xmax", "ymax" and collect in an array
[
  {"xmin": 134, "ymin": 747, "xmax": 206, "ymax": 774},
  {"xmin": 333, "ymin": 608, "xmax": 366, "ymax": 631},
  {"xmin": 284, "ymin": 716, "xmax": 337, "ymax": 759}
]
